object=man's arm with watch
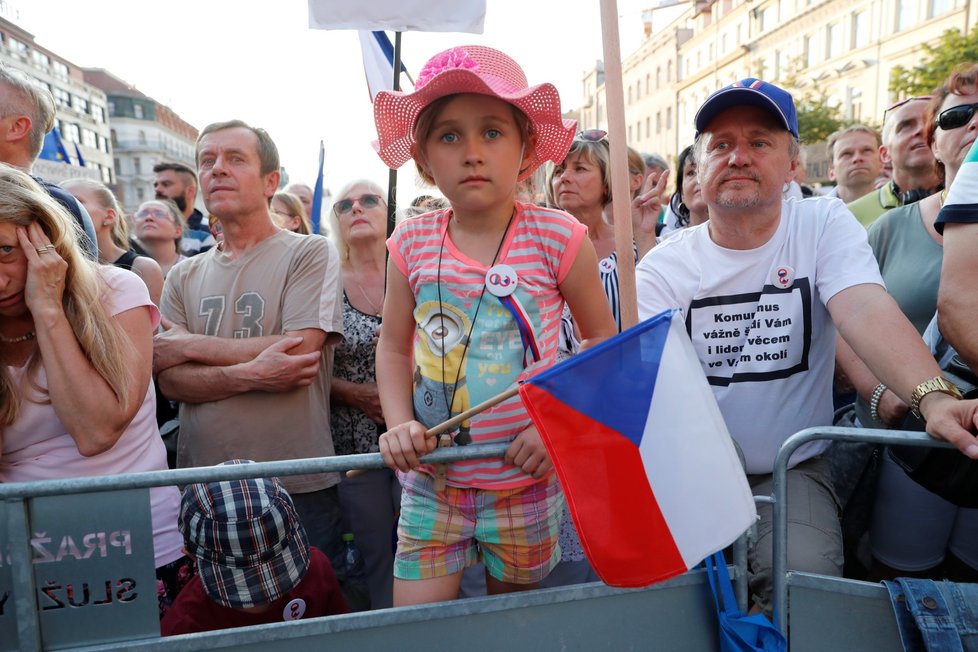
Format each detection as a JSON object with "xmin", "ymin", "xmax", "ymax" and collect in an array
[{"xmin": 829, "ymin": 284, "xmax": 978, "ymax": 458}]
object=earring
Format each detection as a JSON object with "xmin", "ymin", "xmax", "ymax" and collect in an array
[{"xmin": 102, "ymin": 219, "xmax": 112, "ymax": 226}]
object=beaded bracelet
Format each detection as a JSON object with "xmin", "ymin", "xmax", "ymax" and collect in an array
[{"xmin": 869, "ymin": 383, "xmax": 887, "ymax": 424}]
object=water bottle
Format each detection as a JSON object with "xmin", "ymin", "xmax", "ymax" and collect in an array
[
  {"xmin": 342, "ymin": 533, "xmax": 365, "ymax": 577},
  {"xmin": 339, "ymin": 532, "xmax": 370, "ymax": 611}
]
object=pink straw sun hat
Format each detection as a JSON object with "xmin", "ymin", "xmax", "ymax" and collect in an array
[{"xmin": 373, "ymin": 45, "xmax": 577, "ymax": 181}]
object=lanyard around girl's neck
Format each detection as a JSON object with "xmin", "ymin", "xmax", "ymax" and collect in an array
[{"xmin": 436, "ymin": 209, "xmax": 517, "ymax": 422}]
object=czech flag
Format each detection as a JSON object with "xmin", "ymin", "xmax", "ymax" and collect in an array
[{"xmin": 520, "ymin": 309, "xmax": 756, "ymax": 587}]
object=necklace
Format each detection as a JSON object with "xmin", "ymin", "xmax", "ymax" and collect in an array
[
  {"xmin": 0, "ymin": 331, "xmax": 36, "ymax": 344},
  {"xmin": 436, "ymin": 209, "xmax": 516, "ymax": 439},
  {"xmin": 350, "ymin": 276, "xmax": 383, "ymax": 317},
  {"xmin": 940, "ymin": 188, "xmax": 949, "ymax": 207}
]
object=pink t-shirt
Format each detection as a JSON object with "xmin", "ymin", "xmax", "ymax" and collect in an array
[{"xmin": 0, "ymin": 266, "xmax": 183, "ymax": 567}]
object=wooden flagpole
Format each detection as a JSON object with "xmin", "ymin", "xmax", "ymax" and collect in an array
[
  {"xmin": 599, "ymin": 0, "xmax": 639, "ymax": 330},
  {"xmin": 346, "ymin": 384, "xmax": 520, "ymax": 478}
]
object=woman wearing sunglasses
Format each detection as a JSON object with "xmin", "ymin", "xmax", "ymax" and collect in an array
[
  {"xmin": 327, "ymin": 179, "xmax": 399, "ymax": 609},
  {"xmin": 131, "ymin": 198, "xmax": 188, "ymax": 278},
  {"xmin": 836, "ymin": 63, "xmax": 978, "ymax": 583}
]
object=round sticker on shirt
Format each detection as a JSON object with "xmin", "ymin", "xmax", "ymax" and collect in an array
[
  {"xmin": 485, "ymin": 264, "xmax": 518, "ymax": 297},
  {"xmin": 772, "ymin": 265, "xmax": 795, "ymax": 289},
  {"xmin": 598, "ymin": 257, "xmax": 617, "ymax": 274},
  {"xmin": 283, "ymin": 598, "xmax": 306, "ymax": 621}
]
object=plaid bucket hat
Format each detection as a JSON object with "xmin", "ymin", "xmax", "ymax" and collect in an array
[
  {"xmin": 373, "ymin": 45, "xmax": 577, "ymax": 181},
  {"xmin": 179, "ymin": 460, "xmax": 310, "ymax": 609}
]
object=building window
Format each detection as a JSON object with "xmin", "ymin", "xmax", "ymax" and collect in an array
[
  {"xmin": 779, "ymin": 0, "xmax": 791, "ymax": 21},
  {"xmin": 92, "ymin": 104, "xmax": 105, "ymax": 123},
  {"xmin": 656, "ymin": 66, "xmax": 662, "ymax": 88},
  {"xmin": 134, "ymin": 104, "xmax": 144, "ymax": 119},
  {"xmin": 52, "ymin": 87, "xmax": 71, "ymax": 108},
  {"xmin": 138, "ymin": 130, "xmax": 146, "ymax": 145},
  {"xmin": 803, "ymin": 34, "xmax": 813, "ymax": 68},
  {"xmin": 667, "ymin": 60, "xmax": 673, "ymax": 83},
  {"xmin": 848, "ymin": 87, "xmax": 863, "ymax": 122},
  {"xmin": 929, "ymin": 0, "xmax": 953, "ymax": 17},
  {"xmin": 666, "ymin": 107, "xmax": 672, "ymax": 131},
  {"xmin": 53, "ymin": 61, "xmax": 69, "ymax": 78},
  {"xmin": 628, "ymin": 125, "xmax": 633, "ymax": 142},
  {"xmin": 826, "ymin": 23, "xmax": 841, "ymax": 60},
  {"xmin": 31, "ymin": 50, "xmax": 50, "ymax": 68},
  {"xmin": 136, "ymin": 186, "xmax": 145, "ymax": 201},
  {"xmin": 656, "ymin": 111, "xmax": 662, "ymax": 134},
  {"xmin": 852, "ymin": 11, "xmax": 869, "ymax": 48},
  {"xmin": 63, "ymin": 123, "xmax": 80, "ymax": 143},
  {"xmin": 645, "ymin": 117, "xmax": 651, "ymax": 138},
  {"xmin": 896, "ymin": 0, "xmax": 915, "ymax": 31},
  {"xmin": 114, "ymin": 157, "xmax": 121, "ymax": 176},
  {"xmin": 134, "ymin": 157, "xmax": 141, "ymax": 175},
  {"xmin": 72, "ymin": 95, "xmax": 89, "ymax": 114},
  {"xmin": 8, "ymin": 37, "xmax": 27, "ymax": 58},
  {"xmin": 645, "ymin": 74, "xmax": 650, "ymax": 94},
  {"xmin": 101, "ymin": 166, "xmax": 112, "ymax": 184},
  {"xmin": 628, "ymin": 85, "xmax": 633, "ymax": 104}
]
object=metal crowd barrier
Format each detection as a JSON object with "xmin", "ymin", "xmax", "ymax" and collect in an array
[
  {"xmin": 1, "ymin": 442, "xmax": 749, "ymax": 651},
  {"xmin": 771, "ymin": 426, "xmax": 959, "ymax": 648}
]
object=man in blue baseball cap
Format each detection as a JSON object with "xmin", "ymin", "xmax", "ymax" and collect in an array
[{"xmin": 636, "ymin": 78, "xmax": 978, "ymax": 616}]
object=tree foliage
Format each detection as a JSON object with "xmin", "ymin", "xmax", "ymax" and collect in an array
[
  {"xmin": 796, "ymin": 94, "xmax": 849, "ymax": 144},
  {"xmin": 890, "ymin": 27, "xmax": 978, "ymax": 96}
]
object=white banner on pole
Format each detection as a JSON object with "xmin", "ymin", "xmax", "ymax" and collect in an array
[{"xmin": 308, "ymin": 0, "xmax": 486, "ymax": 33}]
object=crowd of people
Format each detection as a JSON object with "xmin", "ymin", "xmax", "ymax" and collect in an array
[{"xmin": 3, "ymin": 42, "xmax": 978, "ymax": 639}]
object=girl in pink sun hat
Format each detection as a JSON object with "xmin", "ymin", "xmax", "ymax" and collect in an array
[{"xmin": 373, "ymin": 45, "xmax": 618, "ymax": 606}]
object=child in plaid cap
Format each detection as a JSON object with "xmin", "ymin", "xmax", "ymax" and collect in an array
[{"xmin": 161, "ymin": 460, "xmax": 349, "ymax": 635}]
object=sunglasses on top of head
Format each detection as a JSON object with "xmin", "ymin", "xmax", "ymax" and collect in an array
[
  {"xmin": 937, "ymin": 102, "xmax": 978, "ymax": 131},
  {"xmin": 576, "ymin": 129, "xmax": 608, "ymax": 142},
  {"xmin": 883, "ymin": 96, "xmax": 932, "ymax": 123},
  {"xmin": 333, "ymin": 194, "xmax": 383, "ymax": 215}
]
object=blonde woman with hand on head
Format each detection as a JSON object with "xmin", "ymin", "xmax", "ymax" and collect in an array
[{"xmin": 0, "ymin": 164, "xmax": 189, "ymax": 618}]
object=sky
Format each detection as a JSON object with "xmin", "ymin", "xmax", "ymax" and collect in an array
[{"xmin": 18, "ymin": 0, "xmax": 664, "ymax": 205}]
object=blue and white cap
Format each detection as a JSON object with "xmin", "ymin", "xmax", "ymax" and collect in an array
[{"xmin": 694, "ymin": 78, "xmax": 799, "ymax": 139}]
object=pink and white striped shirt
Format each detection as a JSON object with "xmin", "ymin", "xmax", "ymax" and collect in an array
[{"xmin": 388, "ymin": 201, "xmax": 587, "ymax": 489}]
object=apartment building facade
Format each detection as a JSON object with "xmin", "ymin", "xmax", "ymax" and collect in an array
[
  {"xmin": 579, "ymin": 0, "xmax": 977, "ymax": 180},
  {"xmin": 0, "ymin": 15, "xmax": 110, "ymax": 184}
]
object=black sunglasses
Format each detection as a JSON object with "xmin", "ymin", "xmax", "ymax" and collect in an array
[
  {"xmin": 938, "ymin": 102, "xmax": 978, "ymax": 131},
  {"xmin": 333, "ymin": 194, "xmax": 383, "ymax": 215},
  {"xmin": 576, "ymin": 129, "xmax": 608, "ymax": 142}
]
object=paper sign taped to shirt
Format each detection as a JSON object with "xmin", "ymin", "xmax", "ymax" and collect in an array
[{"xmin": 685, "ymin": 279, "xmax": 813, "ymax": 387}]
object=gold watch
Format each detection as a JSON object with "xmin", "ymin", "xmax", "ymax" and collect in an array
[{"xmin": 909, "ymin": 376, "xmax": 963, "ymax": 422}]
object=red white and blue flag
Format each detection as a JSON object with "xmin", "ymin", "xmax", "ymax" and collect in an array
[{"xmin": 520, "ymin": 309, "xmax": 756, "ymax": 587}]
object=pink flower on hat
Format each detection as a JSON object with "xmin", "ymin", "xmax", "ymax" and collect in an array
[{"xmin": 416, "ymin": 47, "xmax": 480, "ymax": 88}]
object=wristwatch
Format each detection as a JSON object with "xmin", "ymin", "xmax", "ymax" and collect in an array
[{"xmin": 909, "ymin": 376, "xmax": 963, "ymax": 422}]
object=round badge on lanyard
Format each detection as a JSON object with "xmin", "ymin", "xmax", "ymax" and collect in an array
[
  {"xmin": 485, "ymin": 264, "xmax": 518, "ymax": 297},
  {"xmin": 599, "ymin": 257, "xmax": 617, "ymax": 274},
  {"xmin": 772, "ymin": 265, "xmax": 795, "ymax": 289}
]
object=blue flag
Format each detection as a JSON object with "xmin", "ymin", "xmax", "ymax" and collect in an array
[
  {"xmin": 73, "ymin": 143, "xmax": 86, "ymax": 167},
  {"xmin": 39, "ymin": 128, "xmax": 70, "ymax": 163},
  {"xmin": 311, "ymin": 140, "xmax": 325, "ymax": 235}
]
